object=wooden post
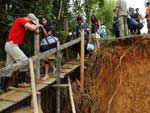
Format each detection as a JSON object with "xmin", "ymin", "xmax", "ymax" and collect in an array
[
  {"xmin": 29, "ymin": 58, "xmax": 39, "ymax": 113},
  {"xmin": 68, "ymin": 76, "xmax": 76, "ymax": 113},
  {"xmin": 56, "ymin": 41, "xmax": 61, "ymax": 113},
  {"xmin": 80, "ymin": 29, "xmax": 85, "ymax": 92},
  {"xmin": 34, "ymin": 19, "xmax": 40, "ymax": 78},
  {"xmin": 63, "ymin": 16, "xmax": 69, "ymax": 60},
  {"xmin": 37, "ymin": 92, "xmax": 43, "ymax": 113},
  {"xmin": 63, "ymin": 16, "xmax": 68, "ymax": 41}
]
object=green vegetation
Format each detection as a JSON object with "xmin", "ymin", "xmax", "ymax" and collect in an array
[{"xmin": 0, "ymin": 0, "xmax": 116, "ymax": 60}]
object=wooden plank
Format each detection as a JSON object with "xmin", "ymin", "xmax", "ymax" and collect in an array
[
  {"xmin": 66, "ymin": 60, "xmax": 80, "ymax": 65},
  {"xmin": 0, "ymin": 97, "xmax": 17, "ymax": 103},
  {"xmin": 60, "ymin": 64, "xmax": 80, "ymax": 79},
  {"xmin": 62, "ymin": 63, "xmax": 80, "ymax": 69},
  {"xmin": 36, "ymin": 78, "xmax": 56, "ymax": 90},
  {"xmin": 61, "ymin": 66, "xmax": 72, "ymax": 69},
  {"xmin": 0, "ymin": 101, "xmax": 14, "ymax": 112},
  {"xmin": 37, "ymin": 78, "xmax": 57, "ymax": 85},
  {"xmin": 0, "ymin": 91, "xmax": 30, "ymax": 103},
  {"xmin": 0, "ymin": 59, "xmax": 80, "ymax": 113},
  {"xmin": 67, "ymin": 62, "xmax": 80, "ymax": 65},
  {"xmin": 51, "ymin": 84, "xmax": 69, "ymax": 87},
  {"xmin": 0, "ymin": 38, "xmax": 81, "ymax": 77},
  {"xmin": 9, "ymin": 87, "xmax": 31, "ymax": 93},
  {"xmin": 12, "ymin": 107, "xmax": 33, "ymax": 113}
]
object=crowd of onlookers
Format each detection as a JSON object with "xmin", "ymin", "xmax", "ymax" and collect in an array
[
  {"xmin": 111, "ymin": 0, "xmax": 150, "ymax": 38},
  {"xmin": 111, "ymin": 6, "xmax": 144, "ymax": 38}
]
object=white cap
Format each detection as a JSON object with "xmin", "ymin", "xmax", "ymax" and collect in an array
[{"xmin": 27, "ymin": 13, "xmax": 38, "ymax": 24}]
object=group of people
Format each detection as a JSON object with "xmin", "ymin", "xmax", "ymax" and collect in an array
[
  {"xmin": 68, "ymin": 15, "xmax": 106, "ymax": 55},
  {"xmin": 3, "ymin": 0, "xmax": 150, "ymax": 93},
  {"xmin": 128, "ymin": 7, "xmax": 143, "ymax": 34},
  {"xmin": 111, "ymin": 0, "xmax": 146, "ymax": 38},
  {"xmin": 0, "ymin": 13, "xmax": 59, "ymax": 92},
  {"xmin": 0, "ymin": 12, "xmax": 105, "ymax": 92}
]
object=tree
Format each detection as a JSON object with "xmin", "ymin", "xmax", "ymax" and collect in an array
[
  {"xmin": 0, "ymin": 0, "xmax": 71, "ymax": 60},
  {"xmin": 0, "ymin": 0, "xmax": 114, "ymax": 60},
  {"xmin": 96, "ymin": 0, "xmax": 116, "ymax": 26},
  {"xmin": 84, "ymin": 0, "xmax": 104, "ymax": 22}
]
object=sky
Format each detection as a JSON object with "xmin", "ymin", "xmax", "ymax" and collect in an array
[{"xmin": 125, "ymin": 0, "xmax": 147, "ymax": 33}]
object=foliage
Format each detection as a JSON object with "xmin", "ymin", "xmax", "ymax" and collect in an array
[
  {"xmin": 95, "ymin": 0, "xmax": 116, "ymax": 36},
  {"xmin": 0, "ymin": 0, "xmax": 71, "ymax": 60},
  {"xmin": 96, "ymin": 0, "xmax": 116, "ymax": 26},
  {"xmin": 0, "ymin": 0, "xmax": 114, "ymax": 60},
  {"xmin": 84, "ymin": 0, "xmax": 104, "ymax": 22}
]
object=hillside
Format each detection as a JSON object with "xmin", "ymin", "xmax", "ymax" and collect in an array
[{"xmin": 61, "ymin": 35, "xmax": 150, "ymax": 113}]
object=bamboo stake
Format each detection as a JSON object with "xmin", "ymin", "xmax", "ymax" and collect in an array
[
  {"xmin": 57, "ymin": 0, "xmax": 63, "ymax": 20},
  {"xmin": 68, "ymin": 76, "xmax": 76, "ymax": 113},
  {"xmin": 80, "ymin": 29, "xmax": 85, "ymax": 92},
  {"xmin": 34, "ymin": 19, "xmax": 40, "ymax": 78},
  {"xmin": 29, "ymin": 58, "xmax": 39, "ymax": 113},
  {"xmin": 37, "ymin": 92, "xmax": 43, "ymax": 113},
  {"xmin": 56, "ymin": 41, "xmax": 61, "ymax": 113}
]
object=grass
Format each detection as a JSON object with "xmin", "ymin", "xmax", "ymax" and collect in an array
[{"xmin": 99, "ymin": 35, "xmax": 116, "ymax": 43}]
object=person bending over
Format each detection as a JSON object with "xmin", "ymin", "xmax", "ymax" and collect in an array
[{"xmin": 0, "ymin": 13, "xmax": 42, "ymax": 92}]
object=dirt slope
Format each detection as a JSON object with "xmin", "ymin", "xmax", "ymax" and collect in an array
[{"xmin": 62, "ymin": 35, "xmax": 150, "ymax": 113}]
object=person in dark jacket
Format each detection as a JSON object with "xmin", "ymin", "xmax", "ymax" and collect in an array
[
  {"xmin": 40, "ymin": 17, "xmax": 57, "ymax": 80},
  {"xmin": 72, "ymin": 16, "xmax": 89, "ymax": 56}
]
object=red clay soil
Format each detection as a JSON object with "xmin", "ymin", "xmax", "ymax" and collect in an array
[{"xmin": 61, "ymin": 35, "xmax": 150, "ymax": 113}]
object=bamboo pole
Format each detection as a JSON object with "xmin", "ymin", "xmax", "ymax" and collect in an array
[
  {"xmin": 68, "ymin": 76, "xmax": 76, "ymax": 113},
  {"xmin": 57, "ymin": 0, "xmax": 63, "ymax": 20},
  {"xmin": 80, "ymin": 29, "xmax": 85, "ymax": 93},
  {"xmin": 0, "ymin": 38, "xmax": 81, "ymax": 77},
  {"xmin": 63, "ymin": 16, "xmax": 69, "ymax": 60},
  {"xmin": 56, "ymin": 41, "xmax": 61, "ymax": 113},
  {"xmin": 63, "ymin": 16, "xmax": 68, "ymax": 41},
  {"xmin": 29, "ymin": 58, "xmax": 39, "ymax": 113},
  {"xmin": 34, "ymin": 19, "xmax": 40, "ymax": 78},
  {"xmin": 37, "ymin": 92, "xmax": 43, "ymax": 113}
]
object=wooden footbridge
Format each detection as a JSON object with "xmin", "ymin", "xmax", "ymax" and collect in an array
[
  {"xmin": 0, "ymin": 59, "xmax": 80, "ymax": 113},
  {"xmin": 0, "ymin": 29, "xmax": 86, "ymax": 113}
]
